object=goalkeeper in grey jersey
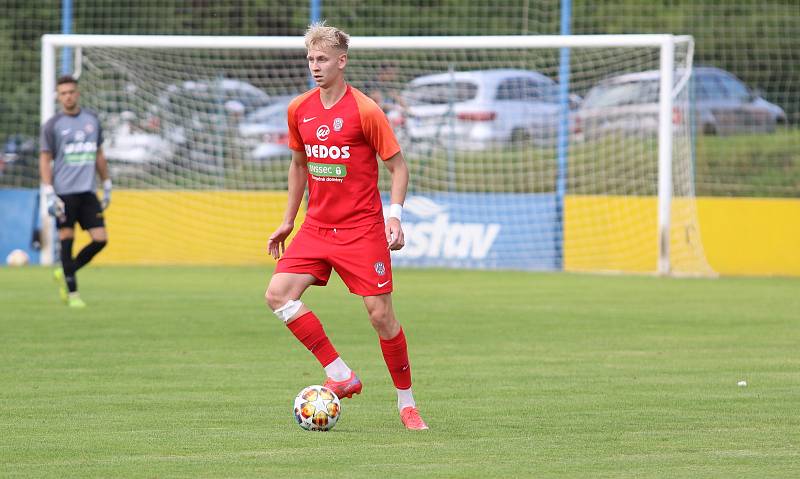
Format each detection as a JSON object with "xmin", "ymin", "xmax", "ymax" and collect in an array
[{"xmin": 39, "ymin": 75, "xmax": 111, "ymax": 308}]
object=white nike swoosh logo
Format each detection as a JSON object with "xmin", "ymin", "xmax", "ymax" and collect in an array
[
  {"xmin": 377, "ymin": 280, "xmax": 391, "ymax": 288},
  {"xmin": 61, "ymin": 129, "xmax": 71, "ymax": 136},
  {"xmin": 303, "ymin": 116, "xmax": 317, "ymax": 123}
]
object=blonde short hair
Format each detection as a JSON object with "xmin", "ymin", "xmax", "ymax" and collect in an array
[{"xmin": 304, "ymin": 21, "xmax": 350, "ymax": 53}]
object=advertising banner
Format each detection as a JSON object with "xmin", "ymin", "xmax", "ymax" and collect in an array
[{"xmin": 387, "ymin": 193, "xmax": 559, "ymax": 270}]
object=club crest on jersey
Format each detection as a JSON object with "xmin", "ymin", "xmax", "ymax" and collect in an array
[
  {"xmin": 374, "ymin": 261, "xmax": 386, "ymax": 276},
  {"xmin": 75, "ymin": 130, "xmax": 86, "ymax": 142},
  {"xmin": 85, "ymin": 123, "xmax": 94, "ymax": 134},
  {"xmin": 333, "ymin": 118, "xmax": 344, "ymax": 131},
  {"xmin": 316, "ymin": 125, "xmax": 330, "ymax": 141}
]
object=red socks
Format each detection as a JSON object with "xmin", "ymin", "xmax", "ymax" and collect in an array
[
  {"xmin": 289, "ymin": 313, "xmax": 412, "ymax": 390},
  {"xmin": 380, "ymin": 328, "xmax": 412, "ymax": 390},
  {"xmin": 286, "ymin": 312, "xmax": 339, "ymax": 367}
]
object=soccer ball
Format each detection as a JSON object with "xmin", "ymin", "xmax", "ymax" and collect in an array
[
  {"xmin": 293, "ymin": 385, "xmax": 341, "ymax": 431},
  {"xmin": 5, "ymin": 249, "xmax": 29, "ymax": 267}
]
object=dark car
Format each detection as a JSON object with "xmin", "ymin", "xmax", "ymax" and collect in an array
[
  {"xmin": 1, "ymin": 134, "xmax": 38, "ymax": 184},
  {"xmin": 575, "ymin": 67, "xmax": 786, "ymax": 138}
]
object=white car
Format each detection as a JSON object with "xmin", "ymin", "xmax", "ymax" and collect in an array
[{"xmin": 401, "ymin": 69, "xmax": 577, "ymax": 149}]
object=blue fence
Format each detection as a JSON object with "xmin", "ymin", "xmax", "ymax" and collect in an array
[{"xmin": 0, "ymin": 189, "xmax": 40, "ymax": 265}]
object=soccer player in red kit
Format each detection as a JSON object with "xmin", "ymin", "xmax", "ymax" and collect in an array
[{"xmin": 265, "ymin": 22, "xmax": 428, "ymax": 430}]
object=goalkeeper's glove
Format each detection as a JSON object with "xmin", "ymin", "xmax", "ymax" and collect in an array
[
  {"xmin": 43, "ymin": 184, "xmax": 65, "ymax": 220},
  {"xmin": 101, "ymin": 179, "xmax": 112, "ymax": 210}
]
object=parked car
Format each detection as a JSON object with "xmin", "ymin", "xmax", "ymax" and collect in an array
[
  {"xmin": 0, "ymin": 134, "xmax": 37, "ymax": 182},
  {"xmin": 152, "ymin": 78, "xmax": 272, "ymax": 125},
  {"xmin": 146, "ymin": 78, "xmax": 273, "ymax": 166},
  {"xmin": 237, "ymin": 95, "xmax": 294, "ymax": 161},
  {"xmin": 2, "ymin": 134, "xmax": 37, "ymax": 166},
  {"xmin": 401, "ymin": 69, "xmax": 579, "ymax": 150},
  {"xmin": 574, "ymin": 67, "xmax": 787, "ymax": 138},
  {"xmin": 103, "ymin": 111, "xmax": 173, "ymax": 175}
]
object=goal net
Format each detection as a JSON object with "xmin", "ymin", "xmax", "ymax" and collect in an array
[{"xmin": 41, "ymin": 34, "xmax": 712, "ymax": 275}]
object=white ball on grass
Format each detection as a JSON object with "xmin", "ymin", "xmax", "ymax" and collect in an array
[{"xmin": 5, "ymin": 249, "xmax": 29, "ymax": 267}]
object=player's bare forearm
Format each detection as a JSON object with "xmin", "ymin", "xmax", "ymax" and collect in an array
[
  {"xmin": 383, "ymin": 152, "xmax": 408, "ymax": 251},
  {"xmin": 268, "ymin": 150, "xmax": 308, "ymax": 259},
  {"xmin": 383, "ymin": 152, "xmax": 409, "ymax": 206},
  {"xmin": 39, "ymin": 152, "xmax": 53, "ymax": 185},
  {"xmin": 95, "ymin": 147, "xmax": 110, "ymax": 181},
  {"xmin": 282, "ymin": 150, "xmax": 309, "ymax": 225}
]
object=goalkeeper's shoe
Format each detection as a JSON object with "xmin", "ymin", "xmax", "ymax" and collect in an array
[
  {"xmin": 322, "ymin": 371, "xmax": 362, "ymax": 399},
  {"xmin": 53, "ymin": 267, "xmax": 68, "ymax": 303},
  {"xmin": 67, "ymin": 294, "xmax": 86, "ymax": 308},
  {"xmin": 400, "ymin": 407, "xmax": 429, "ymax": 430}
]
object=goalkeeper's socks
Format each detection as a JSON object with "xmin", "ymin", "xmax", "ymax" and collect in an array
[
  {"xmin": 64, "ymin": 274, "xmax": 78, "ymax": 294},
  {"xmin": 74, "ymin": 240, "xmax": 107, "ymax": 271},
  {"xmin": 324, "ymin": 357, "xmax": 352, "ymax": 382},
  {"xmin": 379, "ymin": 328, "xmax": 412, "ymax": 390},
  {"xmin": 286, "ymin": 311, "xmax": 340, "ymax": 369},
  {"xmin": 59, "ymin": 238, "xmax": 78, "ymax": 293}
]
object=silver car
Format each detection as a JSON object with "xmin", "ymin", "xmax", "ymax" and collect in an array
[
  {"xmin": 575, "ymin": 67, "xmax": 786, "ymax": 138},
  {"xmin": 149, "ymin": 78, "xmax": 273, "ymax": 146},
  {"xmin": 237, "ymin": 95, "xmax": 294, "ymax": 161},
  {"xmin": 402, "ymin": 69, "xmax": 575, "ymax": 150}
]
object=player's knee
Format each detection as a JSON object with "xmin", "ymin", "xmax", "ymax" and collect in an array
[
  {"xmin": 369, "ymin": 309, "xmax": 400, "ymax": 338},
  {"xmin": 367, "ymin": 303, "xmax": 391, "ymax": 328},
  {"xmin": 89, "ymin": 227, "xmax": 108, "ymax": 243},
  {"xmin": 265, "ymin": 285, "xmax": 290, "ymax": 311},
  {"xmin": 264, "ymin": 287, "xmax": 279, "ymax": 310}
]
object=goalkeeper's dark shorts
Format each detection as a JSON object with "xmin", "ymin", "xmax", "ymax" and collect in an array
[{"xmin": 56, "ymin": 192, "xmax": 105, "ymax": 230}]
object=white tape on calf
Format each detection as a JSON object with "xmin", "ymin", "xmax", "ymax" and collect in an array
[{"xmin": 274, "ymin": 299, "xmax": 303, "ymax": 323}]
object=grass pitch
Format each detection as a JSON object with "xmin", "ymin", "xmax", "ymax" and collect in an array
[{"xmin": 1, "ymin": 266, "xmax": 798, "ymax": 478}]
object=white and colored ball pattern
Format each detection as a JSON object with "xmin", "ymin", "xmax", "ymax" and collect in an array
[
  {"xmin": 5, "ymin": 249, "xmax": 29, "ymax": 267},
  {"xmin": 293, "ymin": 385, "xmax": 341, "ymax": 431}
]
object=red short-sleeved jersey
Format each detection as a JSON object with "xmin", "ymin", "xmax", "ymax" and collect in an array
[{"xmin": 287, "ymin": 85, "xmax": 401, "ymax": 228}]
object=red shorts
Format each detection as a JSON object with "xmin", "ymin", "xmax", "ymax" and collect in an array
[{"xmin": 276, "ymin": 222, "xmax": 393, "ymax": 296}]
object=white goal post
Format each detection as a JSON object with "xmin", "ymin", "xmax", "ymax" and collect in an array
[{"xmin": 40, "ymin": 33, "xmax": 708, "ymax": 275}]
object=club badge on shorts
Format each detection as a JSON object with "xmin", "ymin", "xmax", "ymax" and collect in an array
[{"xmin": 374, "ymin": 261, "xmax": 386, "ymax": 276}]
